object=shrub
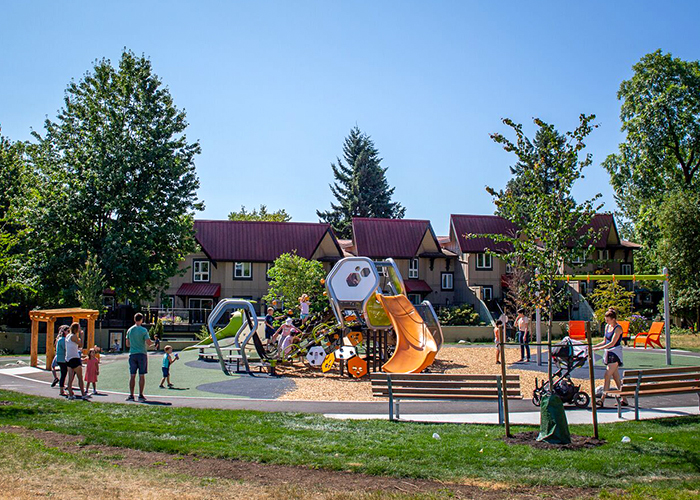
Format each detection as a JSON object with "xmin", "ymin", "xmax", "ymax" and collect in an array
[
  {"xmin": 148, "ymin": 318, "xmax": 164, "ymax": 340},
  {"xmin": 438, "ymin": 304, "xmax": 483, "ymax": 326}
]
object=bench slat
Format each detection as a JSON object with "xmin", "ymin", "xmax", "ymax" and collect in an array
[
  {"xmin": 370, "ymin": 380, "xmax": 520, "ymax": 389},
  {"xmin": 372, "ymin": 388, "xmax": 522, "ymax": 396},
  {"xmin": 370, "ymin": 373, "xmax": 519, "ymax": 381},
  {"xmin": 607, "ymin": 387, "xmax": 700, "ymax": 398},
  {"xmin": 371, "ymin": 392, "xmax": 523, "ymax": 400},
  {"xmin": 623, "ymin": 366, "xmax": 700, "ymax": 377},
  {"xmin": 623, "ymin": 373, "xmax": 700, "ymax": 385}
]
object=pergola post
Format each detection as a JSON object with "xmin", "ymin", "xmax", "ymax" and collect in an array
[
  {"xmin": 45, "ymin": 318, "xmax": 56, "ymax": 371},
  {"xmin": 87, "ymin": 316, "xmax": 95, "ymax": 352},
  {"xmin": 30, "ymin": 318, "xmax": 39, "ymax": 368}
]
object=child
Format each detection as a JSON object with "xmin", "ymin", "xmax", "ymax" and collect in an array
[
  {"xmin": 299, "ymin": 294, "xmax": 310, "ymax": 321},
  {"xmin": 84, "ymin": 348, "xmax": 100, "ymax": 395},
  {"xmin": 160, "ymin": 345, "xmax": 178, "ymax": 388},
  {"xmin": 273, "ymin": 318, "xmax": 300, "ymax": 357},
  {"xmin": 494, "ymin": 320, "xmax": 503, "ymax": 365}
]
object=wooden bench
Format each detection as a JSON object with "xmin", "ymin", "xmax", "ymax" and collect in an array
[
  {"xmin": 370, "ymin": 373, "xmax": 522, "ymax": 422},
  {"xmin": 605, "ymin": 366, "xmax": 700, "ymax": 420}
]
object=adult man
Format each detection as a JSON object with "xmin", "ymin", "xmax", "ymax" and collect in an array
[{"xmin": 125, "ymin": 313, "xmax": 152, "ymax": 402}]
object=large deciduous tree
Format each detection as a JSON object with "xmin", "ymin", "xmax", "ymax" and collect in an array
[
  {"xmin": 27, "ymin": 50, "xmax": 203, "ymax": 306},
  {"xmin": 603, "ymin": 50, "xmax": 700, "ymax": 273},
  {"xmin": 317, "ymin": 126, "xmax": 405, "ymax": 238}
]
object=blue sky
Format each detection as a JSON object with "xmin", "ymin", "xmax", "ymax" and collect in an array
[{"xmin": 2, "ymin": 1, "xmax": 699, "ymax": 235}]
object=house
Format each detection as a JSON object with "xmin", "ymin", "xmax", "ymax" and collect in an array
[
  {"xmin": 159, "ymin": 220, "xmax": 344, "ymax": 314},
  {"xmin": 346, "ymin": 218, "xmax": 458, "ymax": 306}
]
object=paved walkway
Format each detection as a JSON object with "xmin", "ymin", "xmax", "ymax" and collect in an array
[{"xmin": 2, "ymin": 364, "xmax": 699, "ymax": 424}]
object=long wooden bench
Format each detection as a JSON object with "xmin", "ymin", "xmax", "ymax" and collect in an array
[
  {"xmin": 370, "ymin": 373, "xmax": 522, "ymax": 422},
  {"xmin": 605, "ymin": 366, "xmax": 700, "ymax": 420}
]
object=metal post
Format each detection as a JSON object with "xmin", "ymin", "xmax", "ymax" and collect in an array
[
  {"xmin": 387, "ymin": 375, "xmax": 394, "ymax": 421},
  {"xmin": 496, "ymin": 375, "xmax": 504, "ymax": 425},
  {"xmin": 663, "ymin": 267, "xmax": 671, "ymax": 366},
  {"xmin": 498, "ymin": 338, "xmax": 511, "ymax": 437},
  {"xmin": 586, "ymin": 327, "xmax": 598, "ymax": 439},
  {"xmin": 536, "ymin": 307, "xmax": 542, "ymax": 366}
]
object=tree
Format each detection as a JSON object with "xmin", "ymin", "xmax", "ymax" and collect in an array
[
  {"xmin": 228, "ymin": 205, "xmax": 291, "ymax": 222},
  {"xmin": 589, "ymin": 280, "xmax": 634, "ymax": 324},
  {"xmin": 317, "ymin": 126, "xmax": 405, "ymax": 238},
  {"xmin": 482, "ymin": 115, "xmax": 603, "ymax": 382},
  {"xmin": 657, "ymin": 190, "xmax": 700, "ymax": 327},
  {"xmin": 263, "ymin": 253, "xmax": 327, "ymax": 314},
  {"xmin": 603, "ymin": 50, "xmax": 700, "ymax": 273},
  {"xmin": 26, "ymin": 50, "xmax": 202, "ymax": 306},
  {"xmin": 75, "ymin": 254, "xmax": 107, "ymax": 312}
]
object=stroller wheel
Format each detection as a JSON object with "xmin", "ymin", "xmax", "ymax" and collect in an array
[
  {"xmin": 532, "ymin": 390, "xmax": 542, "ymax": 407},
  {"xmin": 574, "ymin": 391, "xmax": 590, "ymax": 409}
]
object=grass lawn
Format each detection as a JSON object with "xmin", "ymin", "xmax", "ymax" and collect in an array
[{"xmin": 0, "ymin": 390, "xmax": 699, "ymax": 499}]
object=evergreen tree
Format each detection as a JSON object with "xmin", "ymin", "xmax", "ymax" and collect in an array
[{"xmin": 317, "ymin": 127, "xmax": 405, "ymax": 238}]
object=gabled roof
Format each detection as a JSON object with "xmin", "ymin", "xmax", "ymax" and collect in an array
[
  {"xmin": 194, "ymin": 220, "xmax": 343, "ymax": 262},
  {"xmin": 450, "ymin": 214, "xmax": 518, "ymax": 254},
  {"xmin": 351, "ymin": 218, "xmax": 443, "ymax": 259},
  {"xmin": 573, "ymin": 213, "xmax": 617, "ymax": 249}
]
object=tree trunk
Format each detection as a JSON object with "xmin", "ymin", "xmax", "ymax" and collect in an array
[{"xmin": 547, "ymin": 299, "xmax": 553, "ymax": 389}]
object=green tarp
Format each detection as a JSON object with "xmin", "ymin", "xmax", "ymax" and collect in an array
[{"xmin": 536, "ymin": 394, "xmax": 571, "ymax": 444}]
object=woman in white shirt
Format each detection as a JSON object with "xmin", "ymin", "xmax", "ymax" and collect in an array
[
  {"xmin": 65, "ymin": 322, "xmax": 88, "ymax": 400},
  {"xmin": 516, "ymin": 309, "xmax": 530, "ymax": 362}
]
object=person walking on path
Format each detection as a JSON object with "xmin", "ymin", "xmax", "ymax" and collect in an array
[
  {"xmin": 54, "ymin": 325, "xmax": 69, "ymax": 396},
  {"xmin": 84, "ymin": 348, "xmax": 100, "ymax": 395},
  {"xmin": 593, "ymin": 308, "xmax": 629, "ymax": 408},
  {"xmin": 65, "ymin": 323, "xmax": 88, "ymax": 400},
  {"xmin": 516, "ymin": 309, "xmax": 531, "ymax": 362},
  {"xmin": 126, "ymin": 313, "xmax": 152, "ymax": 402}
]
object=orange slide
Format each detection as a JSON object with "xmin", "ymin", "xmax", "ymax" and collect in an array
[{"xmin": 377, "ymin": 294, "xmax": 438, "ymax": 373}]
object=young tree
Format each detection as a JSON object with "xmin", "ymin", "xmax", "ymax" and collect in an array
[
  {"xmin": 27, "ymin": 50, "xmax": 202, "ymax": 306},
  {"xmin": 657, "ymin": 190, "xmax": 700, "ymax": 327},
  {"xmin": 317, "ymin": 126, "xmax": 405, "ymax": 238},
  {"xmin": 263, "ymin": 253, "xmax": 327, "ymax": 314},
  {"xmin": 603, "ymin": 50, "xmax": 700, "ymax": 273},
  {"xmin": 482, "ymin": 115, "xmax": 603, "ymax": 382},
  {"xmin": 228, "ymin": 205, "xmax": 291, "ymax": 222},
  {"xmin": 589, "ymin": 280, "xmax": 634, "ymax": 324},
  {"xmin": 75, "ymin": 253, "xmax": 107, "ymax": 313}
]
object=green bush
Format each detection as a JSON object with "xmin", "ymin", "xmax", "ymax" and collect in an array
[
  {"xmin": 438, "ymin": 304, "xmax": 483, "ymax": 326},
  {"xmin": 148, "ymin": 318, "xmax": 164, "ymax": 340}
]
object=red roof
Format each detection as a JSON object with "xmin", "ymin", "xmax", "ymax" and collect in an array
[
  {"xmin": 573, "ymin": 213, "xmax": 616, "ymax": 249},
  {"xmin": 194, "ymin": 220, "xmax": 343, "ymax": 262},
  {"xmin": 352, "ymin": 218, "xmax": 442, "ymax": 259},
  {"xmin": 176, "ymin": 283, "xmax": 221, "ymax": 297},
  {"xmin": 404, "ymin": 279, "xmax": 432, "ymax": 294},
  {"xmin": 450, "ymin": 214, "xmax": 518, "ymax": 254}
]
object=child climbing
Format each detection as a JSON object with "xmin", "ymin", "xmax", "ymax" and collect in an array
[
  {"xmin": 84, "ymin": 348, "xmax": 100, "ymax": 395},
  {"xmin": 160, "ymin": 345, "xmax": 178, "ymax": 388},
  {"xmin": 299, "ymin": 294, "xmax": 310, "ymax": 321},
  {"xmin": 273, "ymin": 318, "xmax": 301, "ymax": 357}
]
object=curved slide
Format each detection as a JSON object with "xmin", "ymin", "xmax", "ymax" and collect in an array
[
  {"xmin": 183, "ymin": 311, "xmax": 243, "ymax": 351},
  {"xmin": 377, "ymin": 294, "xmax": 438, "ymax": 373}
]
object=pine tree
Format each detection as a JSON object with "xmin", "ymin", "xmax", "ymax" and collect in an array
[{"xmin": 317, "ymin": 127, "xmax": 405, "ymax": 238}]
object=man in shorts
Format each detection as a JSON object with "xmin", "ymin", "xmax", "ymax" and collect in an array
[{"xmin": 126, "ymin": 313, "xmax": 153, "ymax": 402}]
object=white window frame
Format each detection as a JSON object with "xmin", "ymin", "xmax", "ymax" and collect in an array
[
  {"xmin": 193, "ymin": 260, "xmax": 210, "ymax": 282},
  {"xmin": 476, "ymin": 253, "xmax": 492, "ymax": 270},
  {"xmin": 233, "ymin": 262, "xmax": 252, "ymax": 279},
  {"xmin": 409, "ymin": 258, "xmax": 419, "ymax": 279},
  {"xmin": 265, "ymin": 262, "xmax": 273, "ymax": 281},
  {"xmin": 572, "ymin": 252, "xmax": 586, "ymax": 265},
  {"xmin": 374, "ymin": 260, "xmax": 387, "ymax": 276},
  {"xmin": 188, "ymin": 298, "xmax": 213, "ymax": 310},
  {"xmin": 597, "ymin": 249, "xmax": 610, "ymax": 261},
  {"xmin": 408, "ymin": 293, "xmax": 422, "ymax": 305},
  {"xmin": 481, "ymin": 286, "xmax": 493, "ymax": 301},
  {"xmin": 160, "ymin": 295, "xmax": 175, "ymax": 309},
  {"xmin": 621, "ymin": 263, "xmax": 632, "ymax": 276},
  {"xmin": 441, "ymin": 272, "xmax": 454, "ymax": 290}
]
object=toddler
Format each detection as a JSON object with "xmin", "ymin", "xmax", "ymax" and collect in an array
[
  {"xmin": 84, "ymin": 348, "xmax": 100, "ymax": 395},
  {"xmin": 160, "ymin": 345, "xmax": 178, "ymax": 388}
]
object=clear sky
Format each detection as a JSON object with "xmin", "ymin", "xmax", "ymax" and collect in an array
[{"xmin": 1, "ymin": 1, "xmax": 699, "ymax": 235}]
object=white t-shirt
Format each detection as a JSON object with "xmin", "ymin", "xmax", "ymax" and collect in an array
[
  {"xmin": 65, "ymin": 333, "xmax": 81, "ymax": 360},
  {"xmin": 517, "ymin": 316, "xmax": 529, "ymax": 332},
  {"xmin": 300, "ymin": 301, "xmax": 310, "ymax": 315}
]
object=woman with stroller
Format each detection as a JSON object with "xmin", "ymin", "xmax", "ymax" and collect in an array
[{"xmin": 592, "ymin": 308, "xmax": 629, "ymax": 408}]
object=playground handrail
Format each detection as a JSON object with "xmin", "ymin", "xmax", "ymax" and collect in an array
[{"xmin": 207, "ymin": 299, "xmax": 259, "ymax": 375}]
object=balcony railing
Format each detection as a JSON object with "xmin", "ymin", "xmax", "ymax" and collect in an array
[{"xmin": 144, "ymin": 308, "xmax": 213, "ymax": 328}]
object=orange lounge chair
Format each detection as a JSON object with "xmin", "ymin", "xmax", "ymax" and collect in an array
[
  {"xmin": 618, "ymin": 321, "xmax": 630, "ymax": 345},
  {"xmin": 568, "ymin": 321, "xmax": 587, "ymax": 341},
  {"xmin": 633, "ymin": 322, "xmax": 664, "ymax": 349}
]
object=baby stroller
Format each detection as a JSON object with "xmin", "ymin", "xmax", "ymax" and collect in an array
[{"xmin": 532, "ymin": 337, "xmax": 590, "ymax": 408}]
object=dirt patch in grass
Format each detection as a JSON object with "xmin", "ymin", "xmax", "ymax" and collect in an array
[
  {"xmin": 1, "ymin": 426, "xmax": 602, "ymax": 499},
  {"xmin": 505, "ymin": 431, "xmax": 606, "ymax": 450}
]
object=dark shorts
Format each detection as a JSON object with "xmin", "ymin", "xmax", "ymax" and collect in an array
[
  {"xmin": 129, "ymin": 353, "xmax": 148, "ymax": 375},
  {"xmin": 605, "ymin": 352, "xmax": 623, "ymax": 366},
  {"xmin": 67, "ymin": 357, "xmax": 82, "ymax": 369},
  {"xmin": 162, "ymin": 367, "xmax": 170, "ymax": 377}
]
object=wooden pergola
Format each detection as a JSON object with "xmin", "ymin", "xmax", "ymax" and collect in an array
[{"xmin": 28, "ymin": 308, "xmax": 100, "ymax": 370}]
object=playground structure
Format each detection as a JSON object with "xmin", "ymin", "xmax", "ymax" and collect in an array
[
  {"xmin": 29, "ymin": 308, "xmax": 99, "ymax": 370},
  {"xmin": 200, "ymin": 257, "xmax": 443, "ymax": 377}
]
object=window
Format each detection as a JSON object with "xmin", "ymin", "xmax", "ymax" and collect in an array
[
  {"xmin": 408, "ymin": 293, "xmax": 422, "ymax": 305},
  {"xmin": 572, "ymin": 253, "xmax": 586, "ymax": 265},
  {"xmin": 374, "ymin": 260, "xmax": 387, "ymax": 276},
  {"xmin": 597, "ymin": 249, "xmax": 610, "ymax": 261},
  {"xmin": 409, "ymin": 258, "xmax": 419, "ymax": 279},
  {"xmin": 441, "ymin": 272, "xmax": 454, "ymax": 290},
  {"xmin": 233, "ymin": 262, "xmax": 252, "ymax": 279},
  {"xmin": 193, "ymin": 260, "xmax": 210, "ymax": 282},
  {"xmin": 481, "ymin": 286, "xmax": 493, "ymax": 301},
  {"xmin": 579, "ymin": 282, "xmax": 588, "ymax": 295},
  {"xmin": 266, "ymin": 262, "xmax": 273, "ymax": 281},
  {"xmin": 476, "ymin": 253, "xmax": 492, "ymax": 270},
  {"xmin": 621, "ymin": 263, "xmax": 632, "ymax": 276},
  {"xmin": 160, "ymin": 295, "xmax": 174, "ymax": 309},
  {"xmin": 188, "ymin": 298, "xmax": 213, "ymax": 310}
]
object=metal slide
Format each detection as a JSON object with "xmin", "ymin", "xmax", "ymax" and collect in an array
[
  {"xmin": 377, "ymin": 294, "xmax": 438, "ymax": 374},
  {"xmin": 207, "ymin": 299, "xmax": 259, "ymax": 374}
]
